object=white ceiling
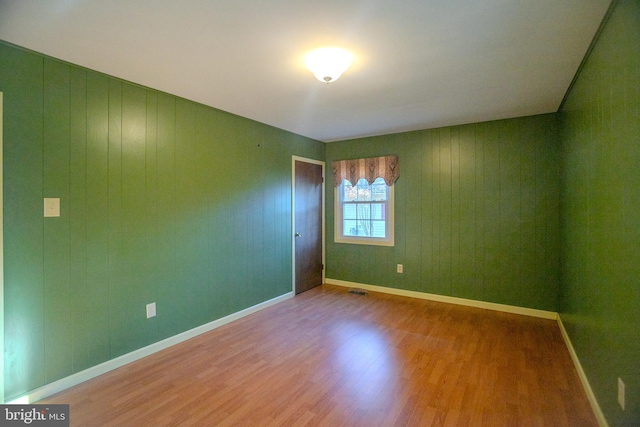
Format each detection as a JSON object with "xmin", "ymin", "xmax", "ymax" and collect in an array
[{"xmin": 0, "ymin": 0, "xmax": 611, "ymax": 142}]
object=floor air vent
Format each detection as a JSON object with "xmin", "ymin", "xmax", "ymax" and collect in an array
[{"xmin": 348, "ymin": 288, "xmax": 368, "ymax": 296}]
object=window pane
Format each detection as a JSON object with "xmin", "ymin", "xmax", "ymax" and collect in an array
[
  {"xmin": 371, "ymin": 220, "xmax": 386, "ymax": 238},
  {"xmin": 356, "ymin": 219, "xmax": 371, "ymax": 236},
  {"xmin": 336, "ymin": 176, "xmax": 393, "ymax": 245},
  {"xmin": 371, "ymin": 203, "xmax": 384, "ymax": 220},
  {"xmin": 371, "ymin": 178, "xmax": 387, "ymax": 201},
  {"xmin": 356, "ymin": 203, "xmax": 371, "ymax": 221},
  {"xmin": 356, "ymin": 179, "xmax": 372, "ymax": 201},
  {"xmin": 343, "ymin": 181, "xmax": 357, "ymax": 202},
  {"xmin": 343, "ymin": 220, "xmax": 358, "ymax": 236},
  {"xmin": 343, "ymin": 204, "xmax": 357, "ymax": 219}
]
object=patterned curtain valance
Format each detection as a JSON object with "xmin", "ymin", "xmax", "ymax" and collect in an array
[{"xmin": 331, "ymin": 155, "xmax": 399, "ymax": 187}]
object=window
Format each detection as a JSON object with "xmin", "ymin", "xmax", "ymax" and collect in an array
[{"xmin": 335, "ymin": 177, "xmax": 394, "ymax": 246}]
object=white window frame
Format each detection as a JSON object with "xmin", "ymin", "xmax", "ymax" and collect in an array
[{"xmin": 334, "ymin": 178, "xmax": 394, "ymax": 247}]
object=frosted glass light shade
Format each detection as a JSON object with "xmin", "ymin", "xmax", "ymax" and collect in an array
[{"xmin": 304, "ymin": 47, "xmax": 352, "ymax": 83}]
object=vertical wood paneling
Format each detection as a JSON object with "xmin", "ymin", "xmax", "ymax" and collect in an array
[
  {"xmin": 541, "ymin": 123, "xmax": 560, "ymax": 309},
  {"xmin": 458, "ymin": 124, "xmax": 477, "ymax": 300},
  {"xmin": 385, "ymin": 134, "xmax": 404, "ymax": 289},
  {"xmin": 262, "ymin": 129, "xmax": 277, "ymax": 298},
  {"xmin": 218, "ymin": 117, "xmax": 240, "ymax": 312},
  {"xmin": 473, "ymin": 124, "xmax": 486, "ymax": 301},
  {"xmin": 84, "ymin": 72, "xmax": 111, "ymax": 367},
  {"xmin": 450, "ymin": 127, "xmax": 461, "ymax": 297},
  {"xmin": 43, "ymin": 58, "xmax": 72, "ymax": 383},
  {"xmin": 193, "ymin": 107, "xmax": 210, "ymax": 311},
  {"xmin": 421, "ymin": 130, "xmax": 434, "ymax": 294},
  {"xmin": 174, "ymin": 98, "xmax": 200, "ymax": 331},
  {"xmin": 227, "ymin": 122, "xmax": 247, "ymax": 314},
  {"xmin": 260, "ymin": 128, "xmax": 280, "ymax": 300},
  {"xmin": 482, "ymin": 122, "xmax": 501, "ymax": 303},
  {"xmin": 498, "ymin": 120, "xmax": 521, "ymax": 306},
  {"xmin": 2, "ymin": 42, "xmax": 326, "ymax": 400},
  {"xmin": 193, "ymin": 106, "xmax": 212, "ymax": 314},
  {"xmin": 1, "ymin": 44, "xmax": 46, "ymax": 399},
  {"xmin": 247, "ymin": 124, "xmax": 264, "ymax": 306},
  {"xmin": 193, "ymin": 105, "xmax": 214, "ymax": 314},
  {"xmin": 107, "ymin": 79, "xmax": 124, "ymax": 358},
  {"xmin": 519, "ymin": 119, "xmax": 538, "ymax": 308},
  {"xmin": 144, "ymin": 90, "xmax": 159, "ymax": 344},
  {"xmin": 438, "ymin": 128, "xmax": 452, "ymax": 296},
  {"xmin": 207, "ymin": 111, "xmax": 231, "ymax": 318},
  {"xmin": 326, "ymin": 114, "xmax": 560, "ymax": 312},
  {"xmin": 404, "ymin": 137, "xmax": 422, "ymax": 292},
  {"xmin": 277, "ymin": 132, "xmax": 295, "ymax": 296},
  {"xmin": 69, "ymin": 67, "xmax": 89, "ymax": 373},
  {"xmin": 155, "ymin": 93, "xmax": 179, "ymax": 339},
  {"xmin": 560, "ymin": 2, "xmax": 640, "ymax": 424},
  {"xmin": 120, "ymin": 83, "xmax": 148, "ymax": 349},
  {"xmin": 431, "ymin": 129, "xmax": 444, "ymax": 295}
]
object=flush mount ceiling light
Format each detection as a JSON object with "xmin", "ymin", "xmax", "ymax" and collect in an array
[{"xmin": 304, "ymin": 47, "xmax": 353, "ymax": 84}]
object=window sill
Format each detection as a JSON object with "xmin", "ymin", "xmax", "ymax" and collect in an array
[{"xmin": 334, "ymin": 236, "xmax": 394, "ymax": 247}]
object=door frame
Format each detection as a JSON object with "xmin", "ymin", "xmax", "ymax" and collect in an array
[{"xmin": 291, "ymin": 156, "xmax": 325, "ymax": 294}]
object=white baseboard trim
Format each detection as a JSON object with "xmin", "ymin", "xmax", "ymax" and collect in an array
[
  {"xmin": 325, "ymin": 278, "xmax": 558, "ymax": 320},
  {"xmin": 7, "ymin": 292, "xmax": 294, "ymax": 405},
  {"xmin": 557, "ymin": 315, "xmax": 608, "ymax": 427}
]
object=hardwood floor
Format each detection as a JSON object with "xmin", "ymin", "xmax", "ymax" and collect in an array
[{"xmin": 41, "ymin": 285, "xmax": 597, "ymax": 426}]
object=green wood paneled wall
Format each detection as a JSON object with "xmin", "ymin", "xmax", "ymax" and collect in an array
[
  {"xmin": 326, "ymin": 114, "xmax": 561, "ymax": 312},
  {"xmin": 560, "ymin": 0, "xmax": 640, "ymax": 424},
  {"xmin": 0, "ymin": 41, "xmax": 325, "ymax": 400}
]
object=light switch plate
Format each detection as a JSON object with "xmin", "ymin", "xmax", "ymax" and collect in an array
[{"xmin": 44, "ymin": 198, "xmax": 60, "ymax": 217}]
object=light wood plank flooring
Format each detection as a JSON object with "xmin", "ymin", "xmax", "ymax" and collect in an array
[{"xmin": 41, "ymin": 284, "xmax": 597, "ymax": 426}]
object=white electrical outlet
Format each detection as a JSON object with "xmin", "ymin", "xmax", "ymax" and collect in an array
[
  {"xmin": 397, "ymin": 264, "xmax": 403, "ymax": 274},
  {"xmin": 146, "ymin": 302, "xmax": 156, "ymax": 319},
  {"xmin": 618, "ymin": 377, "xmax": 625, "ymax": 410}
]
